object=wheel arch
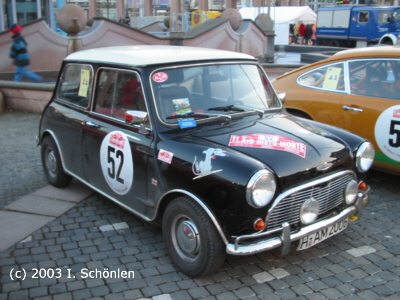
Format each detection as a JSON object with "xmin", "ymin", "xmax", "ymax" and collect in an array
[
  {"xmin": 155, "ymin": 189, "xmax": 229, "ymax": 246},
  {"xmin": 379, "ymin": 34, "xmax": 396, "ymax": 45},
  {"xmin": 40, "ymin": 130, "xmax": 68, "ymax": 173},
  {"xmin": 286, "ymin": 108, "xmax": 313, "ymax": 120}
]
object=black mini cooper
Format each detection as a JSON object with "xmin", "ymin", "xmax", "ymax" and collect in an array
[{"xmin": 38, "ymin": 45, "xmax": 374, "ymax": 277}]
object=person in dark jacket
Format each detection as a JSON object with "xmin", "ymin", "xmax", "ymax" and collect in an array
[
  {"xmin": 9, "ymin": 24, "xmax": 42, "ymax": 82},
  {"xmin": 305, "ymin": 24, "xmax": 313, "ymax": 45}
]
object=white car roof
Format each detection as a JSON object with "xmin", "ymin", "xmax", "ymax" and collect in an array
[{"xmin": 64, "ymin": 45, "xmax": 256, "ymax": 66}]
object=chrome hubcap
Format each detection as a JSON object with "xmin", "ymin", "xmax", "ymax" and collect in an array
[
  {"xmin": 46, "ymin": 150, "xmax": 57, "ymax": 176},
  {"xmin": 172, "ymin": 216, "xmax": 200, "ymax": 262}
]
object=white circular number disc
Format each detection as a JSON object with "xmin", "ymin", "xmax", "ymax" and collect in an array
[
  {"xmin": 374, "ymin": 105, "xmax": 400, "ymax": 162},
  {"xmin": 100, "ymin": 131, "xmax": 134, "ymax": 195}
]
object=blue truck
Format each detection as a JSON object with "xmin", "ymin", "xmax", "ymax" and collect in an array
[{"xmin": 316, "ymin": 5, "xmax": 400, "ymax": 47}]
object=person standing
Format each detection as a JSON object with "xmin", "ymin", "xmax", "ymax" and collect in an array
[
  {"xmin": 289, "ymin": 23, "xmax": 295, "ymax": 45},
  {"xmin": 299, "ymin": 21, "xmax": 306, "ymax": 45},
  {"xmin": 9, "ymin": 24, "xmax": 42, "ymax": 83},
  {"xmin": 294, "ymin": 21, "xmax": 300, "ymax": 44},
  {"xmin": 311, "ymin": 23, "xmax": 317, "ymax": 45}
]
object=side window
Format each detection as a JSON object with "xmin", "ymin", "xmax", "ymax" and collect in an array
[
  {"xmin": 349, "ymin": 59, "xmax": 398, "ymax": 99},
  {"xmin": 297, "ymin": 62, "xmax": 345, "ymax": 92},
  {"xmin": 95, "ymin": 69, "xmax": 148, "ymax": 123},
  {"xmin": 95, "ymin": 69, "xmax": 116, "ymax": 116},
  {"xmin": 56, "ymin": 64, "xmax": 93, "ymax": 108},
  {"xmin": 379, "ymin": 11, "xmax": 391, "ymax": 23},
  {"xmin": 393, "ymin": 9, "xmax": 400, "ymax": 22},
  {"xmin": 359, "ymin": 12, "xmax": 369, "ymax": 23}
]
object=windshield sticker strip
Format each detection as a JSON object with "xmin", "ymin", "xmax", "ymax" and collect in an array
[{"xmin": 229, "ymin": 134, "xmax": 307, "ymax": 158}]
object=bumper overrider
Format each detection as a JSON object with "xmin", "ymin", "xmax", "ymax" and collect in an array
[{"xmin": 226, "ymin": 185, "xmax": 369, "ymax": 256}]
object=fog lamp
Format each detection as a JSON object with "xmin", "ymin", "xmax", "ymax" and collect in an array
[
  {"xmin": 254, "ymin": 219, "xmax": 265, "ymax": 231},
  {"xmin": 300, "ymin": 198, "xmax": 320, "ymax": 225},
  {"xmin": 358, "ymin": 181, "xmax": 367, "ymax": 191},
  {"xmin": 345, "ymin": 179, "xmax": 358, "ymax": 205}
]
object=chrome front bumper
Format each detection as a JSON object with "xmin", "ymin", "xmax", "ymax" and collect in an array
[{"xmin": 226, "ymin": 188, "xmax": 369, "ymax": 256}]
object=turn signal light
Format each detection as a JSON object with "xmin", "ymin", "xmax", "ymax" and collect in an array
[
  {"xmin": 358, "ymin": 181, "xmax": 367, "ymax": 191},
  {"xmin": 254, "ymin": 219, "xmax": 265, "ymax": 231}
]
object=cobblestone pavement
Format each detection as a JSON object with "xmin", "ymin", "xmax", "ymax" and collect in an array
[
  {"xmin": 1, "ymin": 111, "xmax": 400, "ymax": 300},
  {"xmin": 0, "ymin": 111, "xmax": 48, "ymax": 209}
]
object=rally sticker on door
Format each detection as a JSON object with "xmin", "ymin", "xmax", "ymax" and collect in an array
[
  {"xmin": 100, "ymin": 131, "xmax": 133, "ymax": 195},
  {"xmin": 375, "ymin": 105, "xmax": 400, "ymax": 162},
  {"xmin": 229, "ymin": 134, "xmax": 307, "ymax": 158}
]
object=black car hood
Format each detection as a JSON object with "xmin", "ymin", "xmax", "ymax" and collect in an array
[{"xmin": 192, "ymin": 114, "xmax": 353, "ymax": 188}]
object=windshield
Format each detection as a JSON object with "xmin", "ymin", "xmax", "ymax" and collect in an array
[
  {"xmin": 151, "ymin": 64, "xmax": 281, "ymax": 125},
  {"xmin": 393, "ymin": 8, "xmax": 400, "ymax": 22}
]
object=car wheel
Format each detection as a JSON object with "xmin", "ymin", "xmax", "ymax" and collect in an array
[
  {"xmin": 328, "ymin": 40, "xmax": 340, "ymax": 47},
  {"xmin": 162, "ymin": 196, "xmax": 225, "ymax": 277},
  {"xmin": 41, "ymin": 136, "xmax": 72, "ymax": 187}
]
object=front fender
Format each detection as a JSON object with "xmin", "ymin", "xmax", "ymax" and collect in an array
[{"xmin": 154, "ymin": 138, "xmax": 272, "ymax": 239}]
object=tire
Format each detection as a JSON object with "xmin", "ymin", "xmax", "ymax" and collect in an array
[
  {"xmin": 41, "ymin": 136, "xmax": 72, "ymax": 187},
  {"xmin": 381, "ymin": 40, "xmax": 393, "ymax": 46},
  {"xmin": 328, "ymin": 40, "xmax": 340, "ymax": 47},
  {"xmin": 162, "ymin": 196, "xmax": 225, "ymax": 277}
]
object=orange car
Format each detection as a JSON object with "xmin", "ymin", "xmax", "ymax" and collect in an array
[{"xmin": 273, "ymin": 46, "xmax": 400, "ymax": 175}]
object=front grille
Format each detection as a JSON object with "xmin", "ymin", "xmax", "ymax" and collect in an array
[{"xmin": 266, "ymin": 173, "xmax": 354, "ymax": 231}]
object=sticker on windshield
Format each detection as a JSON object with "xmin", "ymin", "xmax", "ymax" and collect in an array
[
  {"xmin": 229, "ymin": 134, "xmax": 307, "ymax": 158},
  {"xmin": 192, "ymin": 148, "xmax": 227, "ymax": 180},
  {"xmin": 100, "ymin": 131, "xmax": 133, "ymax": 195},
  {"xmin": 179, "ymin": 119, "xmax": 197, "ymax": 129},
  {"xmin": 153, "ymin": 72, "xmax": 168, "ymax": 83},
  {"xmin": 375, "ymin": 105, "xmax": 400, "ymax": 162}
]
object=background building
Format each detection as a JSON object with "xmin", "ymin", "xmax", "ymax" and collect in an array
[{"xmin": 1, "ymin": 0, "xmax": 398, "ymax": 32}]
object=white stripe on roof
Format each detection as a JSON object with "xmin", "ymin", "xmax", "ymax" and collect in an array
[{"xmin": 65, "ymin": 45, "xmax": 256, "ymax": 66}]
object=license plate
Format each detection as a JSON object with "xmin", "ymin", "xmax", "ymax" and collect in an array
[{"xmin": 297, "ymin": 218, "xmax": 349, "ymax": 251}]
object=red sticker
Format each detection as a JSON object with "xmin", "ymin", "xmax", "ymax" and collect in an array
[
  {"xmin": 153, "ymin": 72, "xmax": 168, "ymax": 83},
  {"xmin": 109, "ymin": 132, "xmax": 126, "ymax": 149},
  {"xmin": 158, "ymin": 149, "xmax": 173, "ymax": 164},
  {"xmin": 229, "ymin": 134, "xmax": 306, "ymax": 158}
]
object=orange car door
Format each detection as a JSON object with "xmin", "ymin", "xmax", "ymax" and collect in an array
[{"xmin": 342, "ymin": 59, "xmax": 400, "ymax": 172}]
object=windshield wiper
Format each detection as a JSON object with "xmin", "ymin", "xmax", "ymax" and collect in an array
[
  {"xmin": 166, "ymin": 111, "xmax": 232, "ymax": 124},
  {"xmin": 208, "ymin": 105, "xmax": 245, "ymax": 112},
  {"xmin": 166, "ymin": 112, "xmax": 210, "ymax": 120},
  {"xmin": 208, "ymin": 104, "xmax": 265, "ymax": 117}
]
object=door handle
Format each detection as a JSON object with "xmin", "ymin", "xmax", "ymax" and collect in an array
[
  {"xmin": 85, "ymin": 121, "xmax": 101, "ymax": 128},
  {"xmin": 343, "ymin": 105, "xmax": 363, "ymax": 112}
]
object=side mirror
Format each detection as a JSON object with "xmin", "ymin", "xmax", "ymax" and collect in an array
[
  {"xmin": 125, "ymin": 110, "xmax": 149, "ymax": 134},
  {"xmin": 278, "ymin": 92, "xmax": 286, "ymax": 104},
  {"xmin": 125, "ymin": 110, "xmax": 148, "ymax": 124}
]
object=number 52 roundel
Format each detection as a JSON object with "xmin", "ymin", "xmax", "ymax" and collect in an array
[
  {"xmin": 375, "ymin": 105, "xmax": 400, "ymax": 163},
  {"xmin": 100, "ymin": 131, "xmax": 134, "ymax": 195}
]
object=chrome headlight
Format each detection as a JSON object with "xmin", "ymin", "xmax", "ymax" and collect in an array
[
  {"xmin": 345, "ymin": 179, "xmax": 358, "ymax": 205},
  {"xmin": 300, "ymin": 198, "xmax": 320, "ymax": 225},
  {"xmin": 246, "ymin": 170, "xmax": 276, "ymax": 208},
  {"xmin": 355, "ymin": 142, "xmax": 374, "ymax": 173}
]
